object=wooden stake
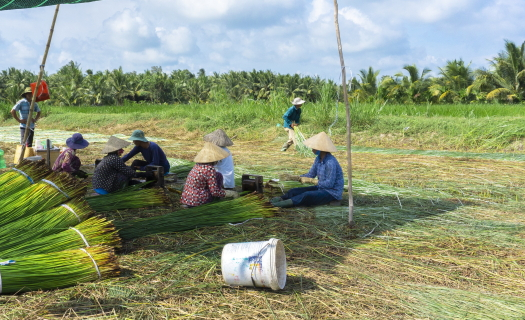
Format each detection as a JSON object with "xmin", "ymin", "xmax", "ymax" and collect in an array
[
  {"xmin": 333, "ymin": 0, "xmax": 354, "ymax": 225},
  {"xmin": 18, "ymin": 4, "xmax": 61, "ymax": 164}
]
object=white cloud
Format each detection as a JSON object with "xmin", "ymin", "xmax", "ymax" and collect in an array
[
  {"xmin": 156, "ymin": 27, "xmax": 198, "ymax": 55},
  {"xmin": 101, "ymin": 9, "xmax": 159, "ymax": 52}
]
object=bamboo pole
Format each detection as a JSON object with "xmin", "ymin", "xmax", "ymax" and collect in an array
[
  {"xmin": 333, "ymin": 0, "xmax": 354, "ymax": 225},
  {"xmin": 18, "ymin": 4, "xmax": 61, "ymax": 164}
]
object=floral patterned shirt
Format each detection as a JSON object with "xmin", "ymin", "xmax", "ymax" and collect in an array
[
  {"xmin": 52, "ymin": 148, "xmax": 81, "ymax": 173},
  {"xmin": 181, "ymin": 163, "xmax": 225, "ymax": 207}
]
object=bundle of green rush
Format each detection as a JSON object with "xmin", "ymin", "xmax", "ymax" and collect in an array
[
  {"xmin": 0, "ymin": 246, "xmax": 119, "ymax": 294},
  {"xmin": 0, "ymin": 216, "xmax": 121, "ymax": 257},
  {"xmin": 86, "ymin": 185, "xmax": 170, "ymax": 212},
  {"xmin": 293, "ymin": 126, "xmax": 313, "ymax": 157},
  {"xmin": 168, "ymin": 158, "xmax": 194, "ymax": 179},
  {"xmin": 0, "ymin": 159, "xmax": 52, "ymax": 197},
  {"xmin": 0, "ymin": 172, "xmax": 87, "ymax": 227},
  {"xmin": 116, "ymin": 193, "xmax": 277, "ymax": 240},
  {"xmin": 0, "ymin": 199, "xmax": 94, "ymax": 252}
]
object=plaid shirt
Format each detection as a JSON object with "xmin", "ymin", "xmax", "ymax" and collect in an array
[
  {"xmin": 301, "ymin": 153, "xmax": 344, "ymax": 200},
  {"xmin": 181, "ymin": 163, "xmax": 225, "ymax": 207},
  {"xmin": 12, "ymin": 98, "xmax": 41, "ymax": 129}
]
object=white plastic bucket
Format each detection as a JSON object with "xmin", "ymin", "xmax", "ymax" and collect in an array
[{"xmin": 221, "ymin": 238, "xmax": 286, "ymax": 290}]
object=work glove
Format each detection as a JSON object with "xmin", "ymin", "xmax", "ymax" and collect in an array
[
  {"xmin": 224, "ymin": 190, "xmax": 240, "ymax": 199},
  {"xmin": 73, "ymin": 170, "xmax": 89, "ymax": 179},
  {"xmin": 299, "ymin": 177, "xmax": 318, "ymax": 185},
  {"xmin": 280, "ymin": 174, "xmax": 301, "ymax": 181}
]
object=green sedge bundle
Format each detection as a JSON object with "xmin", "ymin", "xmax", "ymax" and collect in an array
[
  {"xmin": 0, "ymin": 246, "xmax": 119, "ymax": 294},
  {"xmin": 116, "ymin": 193, "xmax": 276, "ymax": 240},
  {"xmin": 0, "ymin": 216, "xmax": 121, "ymax": 258},
  {"xmin": 294, "ymin": 127, "xmax": 313, "ymax": 157},
  {"xmin": 86, "ymin": 187, "xmax": 170, "ymax": 212},
  {"xmin": 0, "ymin": 172, "xmax": 87, "ymax": 227},
  {"xmin": 0, "ymin": 199, "xmax": 94, "ymax": 252},
  {"xmin": 0, "ymin": 159, "xmax": 51, "ymax": 197},
  {"xmin": 168, "ymin": 158, "xmax": 194, "ymax": 179}
]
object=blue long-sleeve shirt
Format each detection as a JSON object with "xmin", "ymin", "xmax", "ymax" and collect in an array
[
  {"xmin": 121, "ymin": 141, "xmax": 170, "ymax": 172},
  {"xmin": 301, "ymin": 153, "xmax": 344, "ymax": 200},
  {"xmin": 282, "ymin": 106, "xmax": 302, "ymax": 129}
]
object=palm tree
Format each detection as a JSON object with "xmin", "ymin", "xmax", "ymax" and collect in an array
[
  {"xmin": 350, "ymin": 67, "xmax": 380, "ymax": 102},
  {"xmin": 430, "ymin": 59, "xmax": 474, "ymax": 103}
]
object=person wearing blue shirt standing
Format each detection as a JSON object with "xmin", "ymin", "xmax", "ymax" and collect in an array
[
  {"xmin": 281, "ymin": 97, "xmax": 305, "ymax": 151},
  {"xmin": 272, "ymin": 132, "xmax": 344, "ymax": 208},
  {"xmin": 11, "ymin": 87, "xmax": 41, "ymax": 147},
  {"xmin": 121, "ymin": 130, "xmax": 170, "ymax": 174}
]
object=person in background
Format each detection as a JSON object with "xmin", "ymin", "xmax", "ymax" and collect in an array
[
  {"xmin": 271, "ymin": 132, "xmax": 344, "ymax": 208},
  {"xmin": 203, "ymin": 129, "xmax": 235, "ymax": 189},
  {"xmin": 181, "ymin": 142, "xmax": 238, "ymax": 207},
  {"xmin": 11, "ymin": 87, "xmax": 41, "ymax": 147},
  {"xmin": 52, "ymin": 133, "xmax": 89, "ymax": 178},
  {"xmin": 121, "ymin": 130, "xmax": 170, "ymax": 174},
  {"xmin": 281, "ymin": 97, "xmax": 305, "ymax": 152},
  {"xmin": 92, "ymin": 136, "xmax": 137, "ymax": 194}
]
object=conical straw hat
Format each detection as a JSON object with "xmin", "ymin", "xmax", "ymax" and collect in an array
[
  {"xmin": 194, "ymin": 142, "xmax": 230, "ymax": 163},
  {"xmin": 303, "ymin": 132, "xmax": 338, "ymax": 153},
  {"xmin": 203, "ymin": 129, "xmax": 233, "ymax": 147},
  {"xmin": 102, "ymin": 136, "xmax": 131, "ymax": 154}
]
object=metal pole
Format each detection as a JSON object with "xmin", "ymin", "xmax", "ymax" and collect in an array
[
  {"xmin": 333, "ymin": 0, "xmax": 354, "ymax": 225},
  {"xmin": 18, "ymin": 4, "xmax": 60, "ymax": 164}
]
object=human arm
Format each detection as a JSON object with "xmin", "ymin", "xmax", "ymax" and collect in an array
[
  {"xmin": 207, "ymin": 168, "xmax": 226, "ymax": 198},
  {"xmin": 111, "ymin": 156, "xmax": 136, "ymax": 178},
  {"xmin": 121, "ymin": 146, "xmax": 140, "ymax": 163},
  {"xmin": 300, "ymin": 158, "xmax": 319, "ymax": 179},
  {"xmin": 10, "ymin": 107, "xmax": 25, "ymax": 124},
  {"xmin": 316, "ymin": 158, "xmax": 338, "ymax": 190}
]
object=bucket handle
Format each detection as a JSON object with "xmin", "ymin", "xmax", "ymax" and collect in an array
[{"xmin": 250, "ymin": 241, "xmax": 272, "ymax": 287}]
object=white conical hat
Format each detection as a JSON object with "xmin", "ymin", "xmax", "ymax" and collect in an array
[
  {"xmin": 102, "ymin": 136, "xmax": 131, "ymax": 154},
  {"xmin": 203, "ymin": 129, "xmax": 233, "ymax": 147},
  {"xmin": 303, "ymin": 132, "xmax": 338, "ymax": 153},
  {"xmin": 194, "ymin": 142, "xmax": 230, "ymax": 163}
]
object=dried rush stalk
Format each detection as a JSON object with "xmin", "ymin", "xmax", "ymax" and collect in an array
[
  {"xmin": 86, "ymin": 187, "xmax": 170, "ymax": 212},
  {"xmin": 0, "ymin": 216, "xmax": 121, "ymax": 258},
  {"xmin": 294, "ymin": 126, "xmax": 313, "ymax": 157},
  {"xmin": 0, "ymin": 159, "xmax": 51, "ymax": 197},
  {"xmin": 0, "ymin": 246, "xmax": 119, "ymax": 294},
  {"xmin": 0, "ymin": 199, "xmax": 94, "ymax": 251},
  {"xmin": 0, "ymin": 172, "xmax": 86, "ymax": 227},
  {"xmin": 116, "ymin": 193, "xmax": 276, "ymax": 240}
]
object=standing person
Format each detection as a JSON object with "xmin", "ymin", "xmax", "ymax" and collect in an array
[
  {"xmin": 11, "ymin": 87, "xmax": 41, "ymax": 147},
  {"xmin": 272, "ymin": 132, "xmax": 344, "ymax": 208},
  {"xmin": 52, "ymin": 133, "xmax": 89, "ymax": 178},
  {"xmin": 203, "ymin": 129, "xmax": 235, "ymax": 189},
  {"xmin": 92, "ymin": 136, "xmax": 137, "ymax": 194},
  {"xmin": 121, "ymin": 130, "xmax": 170, "ymax": 174},
  {"xmin": 281, "ymin": 97, "xmax": 305, "ymax": 151},
  {"xmin": 181, "ymin": 142, "xmax": 238, "ymax": 207}
]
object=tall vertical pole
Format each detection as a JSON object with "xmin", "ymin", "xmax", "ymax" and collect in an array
[
  {"xmin": 18, "ymin": 4, "xmax": 60, "ymax": 163},
  {"xmin": 333, "ymin": 0, "xmax": 354, "ymax": 225}
]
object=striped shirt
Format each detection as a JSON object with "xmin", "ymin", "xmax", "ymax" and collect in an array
[{"xmin": 12, "ymin": 98, "xmax": 41, "ymax": 129}]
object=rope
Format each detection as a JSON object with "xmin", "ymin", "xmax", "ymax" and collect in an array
[
  {"xmin": 328, "ymin": 67, "xmax": 352, "ymax": 136},
  {"xmin": 12, "ymin": 168, "xmax": 34, "ymax": 184},
  {"xmin": 69, "ymin": 227, "xmax": 90, "ymax": 247},
  {"xmin": 80, "ymin": 248, "xmax": 101, "ymax": 279},
  {"xmin": 61, "ymin": 204, "xmax": 81, "ymax": 222},
  {"xmin": 41, "ymin": 179, "xmax": 70, "ymax": 199}
]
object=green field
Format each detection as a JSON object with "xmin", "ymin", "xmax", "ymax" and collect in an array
[{"xmin": 0, "ymin": 102, "xmax": 525, "ymax": 319}]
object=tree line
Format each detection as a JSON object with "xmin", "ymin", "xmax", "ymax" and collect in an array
[{"xmin": 0, "ymin": 40, "xmax": 524, "ymax": 106}]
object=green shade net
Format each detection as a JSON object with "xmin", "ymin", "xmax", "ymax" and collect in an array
[{"xmin": 0, "ymin": 0, "xmax": 99, "ymax": 11}]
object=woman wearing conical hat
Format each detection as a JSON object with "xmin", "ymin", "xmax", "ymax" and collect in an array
[
  {"xmin": 181, "ymin": 142, "xmax": 238, "ymax": 207},
  {"xmin": 92, "ymin": 136, "xmax": 137, "ymax": 194},
  {"xmin": 203, "ymin": 129, "xmax": 235, "ymax": 189},
  {"xmin": 271, "ymin": 132, "xmax": 344, "ymax": 208}
]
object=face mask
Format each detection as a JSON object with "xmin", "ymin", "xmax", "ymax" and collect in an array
[{"xmin": 315, "ymin": 150, "xmax": 321, "ymax": 156}]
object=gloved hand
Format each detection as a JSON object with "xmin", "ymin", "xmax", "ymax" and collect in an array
[
  {"xmin": 299, "ymin": 177, "xmax": 318, "ymax": 185},
  {"xmin": 224, "ymin": 190, "xmax": 240, "ymax": 198},
  {"xmin": 280, "ymin": 174, "xmax": 301, "ymax": 181},
  {"xmin": 73, "ymin": 170, "xmax": 89, "ymax": 179}
]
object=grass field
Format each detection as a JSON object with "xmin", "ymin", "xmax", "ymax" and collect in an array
[{"xmin": 0, "ymin": 102, "xmax": 525, "ymax": 319}]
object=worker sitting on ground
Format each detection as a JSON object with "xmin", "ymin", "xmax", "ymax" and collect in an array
[
  {"xmin": 121, "ymin": 129, "xmax": 170, "ymax": 174},
  {"xmin": 92, "ymin": 136, "xmax": 138, "ymax": 195},
  {"xmin": 203, "ymin": 129, "xmax": 235, "ymax": 190},
  {"xmin": 181, "ymin": 142, "xmax": 238, "ymax": 207},
  {"xmin": 271, "ymin": 132, "xmax": 344, "ymax": 208},
  {"xmin": 52, "ymin": 133, "xmax": 89, "ymax": 178},
  {"xmin": 11, "ymin": 87, "xmax": 41, "ymax": 147}
]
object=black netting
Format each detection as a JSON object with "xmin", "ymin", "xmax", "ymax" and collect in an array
[{"xmin": 0, "ymin": 0, "xmax": 100, "ymax": 11}]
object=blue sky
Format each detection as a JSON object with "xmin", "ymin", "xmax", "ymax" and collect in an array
[{"xmin": 0, "ymin": 0, "xmax": 523, "ymax": 81}]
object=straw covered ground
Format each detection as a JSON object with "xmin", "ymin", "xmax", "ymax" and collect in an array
[{"xmin": 1, "ymin": 126, "xmax": 525, "ymax": 319}]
